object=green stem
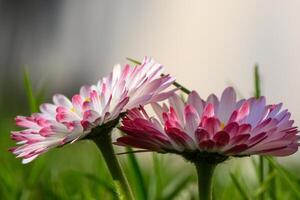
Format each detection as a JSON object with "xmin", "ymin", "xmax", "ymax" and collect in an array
[
  {"xmin": 195, "ymin": 163, "xmax": 217, "ymax": 200},
  {"xmin": 93, "ymin": 133, "xmax": 134, "ymax": 200},
  {"xmin": 259, "ymin": 156, "xmax": 264, "ymax": 200},
  {"xmin": 254, "ymin": 65, "xmax": 265, "ymax": 200},
  {"xmin": 269, "ymin": 157, "xmax": 277, "ymax": 200}
]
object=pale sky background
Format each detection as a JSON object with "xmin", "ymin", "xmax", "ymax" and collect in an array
[
  {"xmin": 0, "ymin": 0, "xmax": 299, "ymax": 165},
  {"xmin": 41, "ymin": 1, "xmax": 300, "ymax": 123}
]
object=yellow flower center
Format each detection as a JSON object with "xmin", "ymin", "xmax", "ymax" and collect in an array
[{"xmin": 220, "ymin": 122, "xmax": 225, "ymax": 129}]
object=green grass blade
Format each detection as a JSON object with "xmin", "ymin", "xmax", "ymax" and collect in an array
[
  {"xmin": 35, "ymin": 83, "xmax": 48, "ymax": 106},
  {"xmin": 230, "ymin": 173, "xmax": 252, "ymax": 200},
  {"xmin": 82, "ymin": 173, "xmax": 116, "ymax": 194},
  {"xmin": 254, "ymin": 64, "xmax": 266, "ymax": 200},
  {"xmin": 148, "ymin": 153, "xmax": 162, "ymax": 200},
  {"xmin": 126, "ymin": 57, "xmax": 191, "ymax": 94},
  {"xmin": 147, "ymin": 172, "xmax": 157, "ymax": 200},
  {"xmin": 126, "ymin": 147, "xmax": 147, "ymax": 200},
  {"xmin": 254, "ymin": 64, "xmax": 261, "ymax": 98},
  {"xmin": 67, "ymin": 171, "xmax": 116, "ymax": 196},
  {"xmin": 23, "ymin": 69, "xmax": 38, "ymax": 113},
  {"xmin": 258, "ymin": 156, "xmax": 265, "ymax": 200},
  {"xmin": 254, "ymin": 171, "xmax": 276, "ymax": 197},
  {"xmin": 153, "ymin": 153, "xmax": 163, "ymax": 199},
  {"xmin": 126, "ymin": 57, "xmax": 142, "ymax": 65},
  {"xmin": 251, "ymin": 157, "xmax": 258, "ymax": 172},
  {"xmin": 265, "ymin": 157, "xmax": 300, "ymax": 199},
  {"xmin": 268, "ymin": 157, "xmax": 277, "ymax": 200},
  {"xmin": 161, "ymin": 172, "xmax": 192, "ymax": 200}
]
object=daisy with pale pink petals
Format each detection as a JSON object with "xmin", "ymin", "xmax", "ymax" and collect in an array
[
  {"xmin": 116, "ymin": 87, "xmax": 299, "ymax": 159},
  {"xmin": 11, "ymin": 57, "xmax": 176, "ymax": 163}
]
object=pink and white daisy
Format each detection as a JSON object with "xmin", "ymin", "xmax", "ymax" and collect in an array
[
  {"xmin": 116, "ymin": 87, "xmax": 299, "ymax": 160},
  {"xmin": 11, "ymin": 57, "xmax": 176, "ymax": 163}
]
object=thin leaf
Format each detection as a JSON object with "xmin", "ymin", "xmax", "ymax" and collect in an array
[
  {"xmin": 116, "ymin": 150, "xmax": 150, "ymax": 155},
  {"xmin": 265, "ymin": 157, "xmax": 300, "ymax": 198},
  {"xmin": 250, "ymin": 156, "xmax": 258, "ymax": 172},
  {"xmin": 230, "ymin": 173, "xmax": 252, "ymax": 200},
  {"xmin": 254, "ymin": 64, "xmax": 265, "ymax": 200},
  {"xmin": 23, "ymin": 68, "xmax": 38, "ymax": 113},
  {"xmin": 126, "ymin": 57, "xmax": 191, "ymax": 94},
  {"xmin": 126, "ymin": 57, "xmax": 142, "ymax": 65},
  {"xmin": 35, "ymin": 82, "xmax": 48, "ymax": 105},
  {"xmin": 148, "ymin": 153, "xmax": 162, "ymax": 200},
  {"xmin": 254, "ymin": 171, "xmax": 276, "ymax": 197},
  {"xmin": 161, "ymin": 172, "xmax": 192, "ymax": 200},
  {"xmin": 68, "ymin": 171, "xmax": 115, "ymax": 195},
  {"xmin": 258, "ymin": 156, "xmax": 265, "ymax": 200},
  {"xmin": 126, "ymin": 147, "xmax": 147, "ymax": 200},
  {"xmin": 254, "ymin": 64, "xmax": 261, "ymax": 98},
  {"xmin": 268, "ymin": 157, "xmax": 277, "ymax": 200}
]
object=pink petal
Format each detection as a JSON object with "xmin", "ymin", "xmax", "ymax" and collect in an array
[
  {"xmin": 206, "ymin": 94, "xmax": 219, "ymax": 113},
  {"xmin": 199, "ymin": 140, "xmax": 215, "ymax": 150},
  {"xmin": 195, "ymin": 129, "xmax": 210, "ymax": 142},
  {"xmin": 202, "ymin": 103, "xmax": 215, "ymax": 118},
  {"xmin": 236, "ymin": 101, "xmax": 250, "ymax": 122},
  {"xmin": 213, "ymin": 131, "xmax": 230, "ymax": 147},
  {"xmin": 187, "ymin": 91, "xmax": 204, "ymax": 116},
  {"xmin": 165, "ymin": 126, "xmax": 194, "ymax": 149},
  {"xmin": 223, "ymin": 122, "xmax": 239, "ymax": 137},
  {"xmin": 218, "ymin": 87, "xmax": 236, "ymax": 123},
  {"xmin": 201, "ymin": 117, "xmax": 221, "ymax": 135},
  {"xmin": 53, "ymin": 94, "xmax": 73, "ymax": 108},
  {"xmin": 168, "ymin": 94, "xmax": 185, "ymax": 125},
  {"xmin": 224, "ymin": 144, "xmax": 248, "ymax": 155},
  {"xmin": 184, "ymin": 105, "xmax": 200, "ymax": 136},
  {"xmin": 257, "ymin": 144, "xmax": 298, "ymax": 156},
  {"xmin": 245, "ymin": 97, "xmax": 266, "ymax": 127},
  {"xmin": 230, "ymin": 134, "xmax": 250, "ymax": 144}
]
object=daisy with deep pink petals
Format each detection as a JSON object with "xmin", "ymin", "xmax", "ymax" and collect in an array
[
  {"xmin": 11, "ymin": 57, "xmax": 176, "ymax": 164},
  {"xmin": 116, "ymin": 87, "xmax": 299, "ymax": 200},
  {"xmin": 117, "ymin": 87, "xmax": 299, "ymax": 158}
]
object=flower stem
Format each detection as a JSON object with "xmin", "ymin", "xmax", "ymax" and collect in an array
[
  {"xmin": 254, "ymin": 65, "xmax": 265, "ymax": 200},
  {"xmin": 93, "ymin": 133, "xmax": 134, "ymax": 200},
  {"xmin": 195, "ymin": 163, "xmax": 217, "ymax": 200},
  {"xmin": 259, "ymin": 156, "xmax": 265, "ymax": 200}
]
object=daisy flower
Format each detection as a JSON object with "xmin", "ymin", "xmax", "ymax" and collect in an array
[
  {"xmin": 11, "ymin": 57, "xmax": 176, "ymax": 164},
  {"xmin": 116, "ymin": 87, "xmax": 299, "ymax": 161},
  {"xmin": 116, "ymin": 87, "xmax": 299, "ymax": 200}
]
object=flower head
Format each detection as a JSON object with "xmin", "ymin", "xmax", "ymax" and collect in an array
[
  {"xmin": 116, "ymin": 87, "xmax": 299, "ymax": 163},
  {"xmin": 11, "ymin": 57, "xmax": 176, "ymax": 163}
]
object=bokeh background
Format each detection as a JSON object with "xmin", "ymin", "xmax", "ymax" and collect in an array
[{"xmin": 1, "ymin": 1, "xmax": 300, "ymax": 199}]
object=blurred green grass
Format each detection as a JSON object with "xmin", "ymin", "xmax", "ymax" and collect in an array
[{"xmin": 0, "ymin": 70, "xmax": 300, "ymax": 200}]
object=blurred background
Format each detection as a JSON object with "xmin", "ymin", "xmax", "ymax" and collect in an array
[{"xmin": 1, "ymin": 1, "xmax": 300, "ymax": 199}]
